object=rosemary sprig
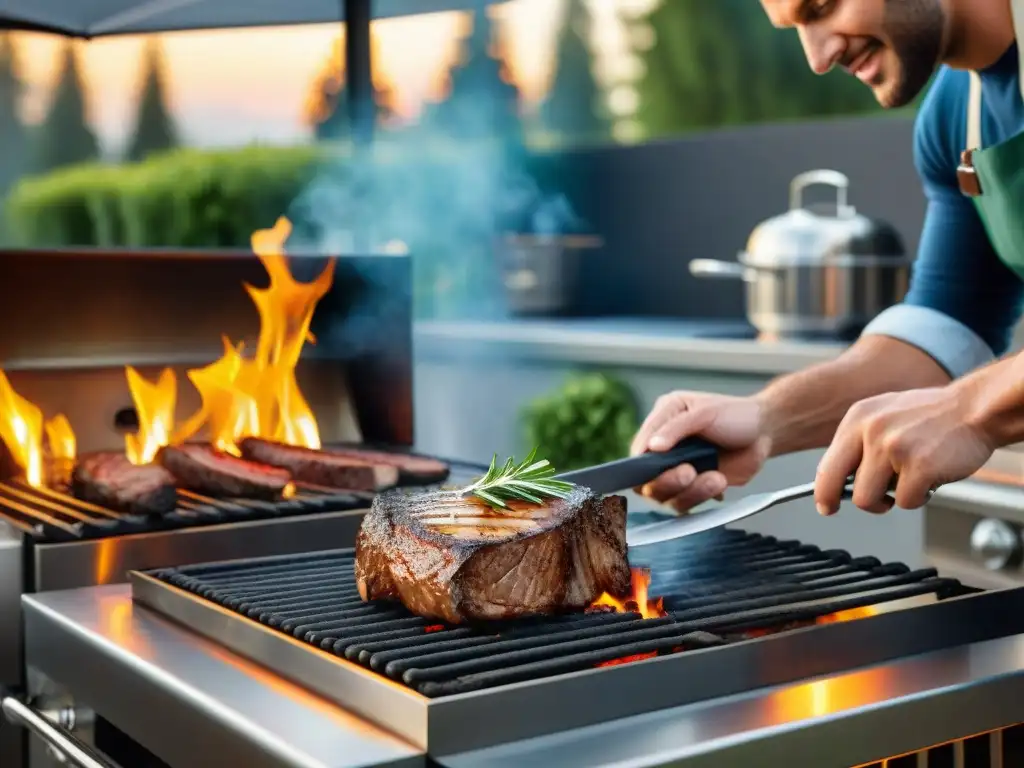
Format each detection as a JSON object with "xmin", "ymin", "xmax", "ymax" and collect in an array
[{"xmin": 460, "ymin": 448, "xmax": 575, "ymax": 509}]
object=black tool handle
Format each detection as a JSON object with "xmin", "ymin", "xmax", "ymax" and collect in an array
[
  {"xmin": 556, "ymin": 437, "xmax": 720, "ymax": 495},
  {"xmin": 632, "ymin": 436, "xmax": 719, "ymax": 481}
]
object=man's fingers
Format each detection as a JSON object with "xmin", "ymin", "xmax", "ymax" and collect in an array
[
  {"xmin": 630, "ymin": 397, "xmax": 680, "ymax": 456},
  {"xmin": 641, "ymin": 462, "xmax": 698, "ymax": 503},
  {"xmin": 665, "ymin": 471, "xmax": 728, "ymax": 513},
  {"xmin": 648, "ymin": 406, "xmax": 717, "ymax": 452},
  {"xmin": 848, "ymin": 454, "xmax": 896, "ymax": 514},
  {"xmin": 893, "ymin": 467, "xmax": 934, "ymax": 510},
  {"xmin": 815, "ymin": 426, "xmax": 863, "ymax": 516}
]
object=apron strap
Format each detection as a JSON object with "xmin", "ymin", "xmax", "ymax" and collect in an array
[
  {"xmin": 967, "ymin": 71, "xmax": 982, "ymax": 150},
  {"xmin": 966, "ymin": 0, "xmax": 1024, "ymax": 151}
]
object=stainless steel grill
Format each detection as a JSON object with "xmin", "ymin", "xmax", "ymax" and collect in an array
[{"xmin": 142, "ymin": 516, "xmax": 967, "ymax": 698}]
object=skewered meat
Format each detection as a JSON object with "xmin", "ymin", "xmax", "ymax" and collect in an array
[
  {"xmin": 158, "ymin": 444, "xmax": 291, "ymax": 500},
  {"xmin": 354, "ymin": 486, "xmax": 632, "ymax": 623},
  {"xmin": 72, "ymin": 451, "xmax": 177, "ymax": 516},
  {"xmin": 238, "ymin": 438, "xmax": 399, "ymax": 491}
]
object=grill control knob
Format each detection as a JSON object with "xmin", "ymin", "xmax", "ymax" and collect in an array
[{"xmin": 970, "ymin": 518, "xmax": 1022, "ymax": 571}]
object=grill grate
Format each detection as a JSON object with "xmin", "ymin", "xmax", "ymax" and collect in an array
[
  {"xmin": 149, "ymin": 513, "xmax": 969, "ymax": 697},
  {"xmin": 0, "ymin": 454, "xmax": 480, "ymax": 543}
]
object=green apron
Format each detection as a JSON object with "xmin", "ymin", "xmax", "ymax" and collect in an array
[{"xmin": 958, "ymin": 0, "xmax": 1024, "ymax": 277}]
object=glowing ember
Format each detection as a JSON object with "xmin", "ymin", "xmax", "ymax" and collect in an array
[
  {"xmin": 590, "ymin": 568, "xmax": 666, "ymax": 619},
  {"xmin": 815, "ymin": 605, "xmax": 878, "ymax": 624},
  {"xmin": 124, "ymin": 367, "xmax": 177, "ymax": 465},
  {"xmin": 169, "ymin": 216, "xmax": 335, "ymax": 457},
  {"xmin": 0, "ymin": 370, "xmax": 76, "ymax": 488}
]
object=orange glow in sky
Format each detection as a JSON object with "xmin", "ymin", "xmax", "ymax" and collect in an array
[{"xmin": 10, "ymin": 0, "xmax": 655, "ymax": 153}]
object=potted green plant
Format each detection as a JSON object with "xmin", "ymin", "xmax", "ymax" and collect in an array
[{"xmin": 520, "ymin": 372, "xmax": 639, "ymax": 471}]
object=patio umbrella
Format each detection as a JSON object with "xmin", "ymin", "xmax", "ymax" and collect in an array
[
  {"xmin": 0, "ymin": 0, "xmax": 507, "ymax": 145},
  {"xmin": 0, "ymin": 0, "xmax": 503, "ymax": 38}
]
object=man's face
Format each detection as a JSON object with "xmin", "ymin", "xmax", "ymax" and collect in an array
[{"xmin": 761, "ymin": 0, "xmax": 947, "ymax": 108}]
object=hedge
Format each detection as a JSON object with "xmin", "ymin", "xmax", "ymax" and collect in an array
[{"xmin": 5, "ymin": 144, "xmax": 325, "ymax": 249}]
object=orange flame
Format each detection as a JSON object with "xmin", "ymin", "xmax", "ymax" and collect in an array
[
  {"xmin": 124, "ymin": 367, "xmax": 177, "ymax": 465},
  {"xmin": 0, "ymin": 370, "xmax": 77, "ymax": 487},
  {"xmin": 166, "ymin": 217, "xmax": 334, "ymax": 457},
  {"xmin": 590, "ymin": 568, "xmax": 666, "ymax": 619}
]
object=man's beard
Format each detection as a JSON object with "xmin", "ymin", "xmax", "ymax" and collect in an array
[{"xmin": 875, "ymin": 0, "xmax": 945, "ymax": 107}]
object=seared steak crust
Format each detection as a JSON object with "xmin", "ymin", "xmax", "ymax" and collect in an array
[
  {"xmin": 239, "ymin": 438, "xmax": 399, "ymax": 491},
  {"xmin": 354, "ymin": 486, "xmax": 632, "ymax": 623},
  {"xmin": 72, "ymin": 451, "xmax": 177, "ymax": 516},
  {"xmin": 158, "ymin": 444, "xmax": 291, "ymax": 500}
]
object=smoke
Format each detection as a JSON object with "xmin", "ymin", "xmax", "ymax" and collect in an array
[{"xmin": 285, "ymin": 100, "xmax": 588, "ymax": 328}]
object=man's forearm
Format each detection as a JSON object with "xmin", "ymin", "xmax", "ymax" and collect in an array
[
  {"xmin": 753, "ymin": 336, "xmax": 953, "ymax": 457},
  {"xmin": 961, "ymin": 350, "xmax": 1024, "ymax": 447}
]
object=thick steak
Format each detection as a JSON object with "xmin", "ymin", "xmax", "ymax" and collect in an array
[
  {"xmin": 72, "ymin": 451, "xmax": 177, "ymax": 516},
  {"xmin": 354, "ymin": 486, "xmax": 632, "ymax": 623},
  {"xmin": 239, "ymin": 438, "xmax": 399, "ymax": 491},
  {"xmin": 159, "ymin": 444, "xmax": 291, "ymax": 500}
]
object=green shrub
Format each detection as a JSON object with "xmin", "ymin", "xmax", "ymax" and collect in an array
[
  {"xmin": 5, "ymin": 163, "xmax": 114, "ymax": 246},
  {"xmin": 521, "ymin": 372, "xmax": 640, "ymax": 471},
  {"xmin": 5, "ymin": 144, "xmax": 325, "ymax": 249}
]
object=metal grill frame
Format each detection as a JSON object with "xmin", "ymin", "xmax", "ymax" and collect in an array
[{"xmin": 129, "ymin": 548, "xmax": 1024, "ymax": 756}]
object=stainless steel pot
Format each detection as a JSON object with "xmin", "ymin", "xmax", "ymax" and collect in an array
[{"xmin": 690, "ymin": 170, "xmax": 911, "ymax": 339}]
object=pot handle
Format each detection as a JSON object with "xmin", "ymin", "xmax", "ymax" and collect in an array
[
  {"xmin": 789, "ymin": 169, "xmax": 855, "ymax": 217},
  {"xmin": 689, "ymin": 259, "xmax": 754, "ymax": 281}
]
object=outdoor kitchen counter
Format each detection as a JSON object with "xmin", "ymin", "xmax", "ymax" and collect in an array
[{"xmin": 414, "ymin": 318, "xmax": 847, "ymax": 375}]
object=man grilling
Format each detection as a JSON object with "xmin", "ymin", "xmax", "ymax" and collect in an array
[{"xmin": 633, "ymin": 0, "xmax": 1024, "ymax": 516}]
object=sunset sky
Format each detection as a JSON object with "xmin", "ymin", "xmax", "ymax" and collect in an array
[{"xmin": 11, "ymin": 0, "xmax": 658, "ymax": 155}]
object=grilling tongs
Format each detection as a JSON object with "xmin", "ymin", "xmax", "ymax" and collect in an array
[{"xmin": 554, "ymin": 437, "xmax": 901, "ymax": 548}]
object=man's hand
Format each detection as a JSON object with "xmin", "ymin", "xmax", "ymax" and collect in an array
[
  {"xmin": 814, "ymin": 387, "xmax": 996, "ymax": 516},
  {"xmin": 630, "ymin": 392, "xmax": 772, "ymax": 513}
]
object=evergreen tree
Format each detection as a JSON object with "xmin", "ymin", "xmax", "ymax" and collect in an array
[
  {"xmin": 632, "ymin": 0, "xmax": 881, "ymax": 139},
  {"xmin": 304, "ymin": 31, "xmax": 396, "ymax": 141},
  {"xmin": 540, "ymin": 0, "xmax": 609, "ymax": 144},
  {"xmin": 0, "ymin": 33, "xmax": 28, "ymax": 197},
  {"xmin": 33, "ymin": 41, "xmax": 98, "ymax": 172},
  {"xmin": 125, "ymin": 39, "xmax": 178, "ymax": 162},
  {"xmin": 424, "ymin": 5, "xmax": 523, "ymax": 145}
]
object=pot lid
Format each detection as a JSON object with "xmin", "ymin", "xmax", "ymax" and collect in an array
[{"xmin": 743, "ymin": 170, "xmax": 906, "ymax": 266}]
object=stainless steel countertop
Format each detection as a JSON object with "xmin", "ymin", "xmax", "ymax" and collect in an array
[
  {"xmin": 23, "ymin": 584, "xmax": 1024, "ymax": 767},
  {"xmin": 414, "ymin": 320, "xmax": 846, "ymax": 375},
  {"xmin": 22, "ymin": 586, "xmax": 423, "ymax": 768}
]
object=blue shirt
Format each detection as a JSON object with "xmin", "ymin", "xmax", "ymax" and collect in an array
[{"xmin": 862, "ymin": 43, "xmax": 1024, "ymax": 377}]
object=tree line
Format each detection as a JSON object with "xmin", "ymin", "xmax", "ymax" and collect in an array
[
  {"xmin": 305, "ymin": 0, "xmax": 611, "ymax": 147},
  {"xmin": 0, "ymin": 34, "xmax": 177, "ymax": 196}
]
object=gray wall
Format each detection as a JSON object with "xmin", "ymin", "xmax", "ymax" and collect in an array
[{"xmin": 538, "ymin": 114, "xmax": 923, "ymax": 319}]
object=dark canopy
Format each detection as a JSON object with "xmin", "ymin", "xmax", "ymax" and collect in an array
[{"xmin": 0, "ymin": 0, "xmax": 504, "ymax": 38}]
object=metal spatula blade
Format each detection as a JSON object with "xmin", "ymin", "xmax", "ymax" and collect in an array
[{"xmin": 627, "ymin": 475, "xmax": 895, "ymax": 548}]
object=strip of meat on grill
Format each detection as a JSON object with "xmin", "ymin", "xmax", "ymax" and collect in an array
[
  {"xmin": 354, "ymin": 486, "xmax": 632, "ymax": 623},
  {"xmin": 158, "ymin": 444, "xmax": 291, "ymax": 500},
  {"xmin": 238, "ymin": 438, "xmax": 406, "ymax": 492},
  {"xmin": 313, "ymin": 444, "xmax": 450, "ymax": 485},
  {"xmin": 72, "ymin": 451, "xmax": 178, "ymax": 516}
]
